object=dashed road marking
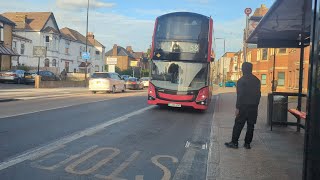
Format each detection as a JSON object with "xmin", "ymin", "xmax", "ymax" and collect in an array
[
  {"xmin": 0, "ymin": 106, "xmax": 153, "ymax": 171},
  {"xmin": 185, "ymin": 141, "xmax": 190, "ymax": 148}
]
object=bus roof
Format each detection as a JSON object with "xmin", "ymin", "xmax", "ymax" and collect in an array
[{"xmin": 157, "ymin": 12, "xmax": 210, "ymax": 20}]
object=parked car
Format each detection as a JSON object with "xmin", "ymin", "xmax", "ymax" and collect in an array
[
  {"xmin": 24, "ymin": 70, "xmax": 60, "ymax": 84},
  {"xmin": 140, "ymin": 77, "xmax": 150, "ymax": 87},
  {"xmin": 0, "ymin": 70, "xmax": 26, "ymax": 84},
  {"xmin": 225, "ymin": 81, "xmax": 236, "ymax": 87},
  {"xmin": 89, "ymin": 72, "xmax": 125, "ymax": 94},
  {"xmin": 121, "ymin": 75, "xmax": 131, "ymax": 81},
  {"xmin": 125, "ymin": 77, "xmax": 144, "ymax": 90}
]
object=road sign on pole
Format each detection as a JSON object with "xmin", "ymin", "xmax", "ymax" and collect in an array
[
  {"xmin": 244, "ymin": 8, "xmax": 252, "ymax": 16},
  {"xmin": 33, "ymin": 46, "xmax": 46, "ymax": 57},
  {"xmin": 82, "ymin": 52, "xmax": 90, "ymax": 60}
]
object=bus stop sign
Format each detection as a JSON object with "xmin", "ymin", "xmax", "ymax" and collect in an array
[{"xmin": 244, "ymin": 8, "xmax": 252, "ymax": 16}]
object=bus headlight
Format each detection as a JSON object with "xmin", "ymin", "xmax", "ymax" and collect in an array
[
  {"xmin": 148, "ymin": 83, "xmax": 156, "ymax": 100},
  {"xmin": 196, "ymin": 87, "xmax": 209, "ymax": 105}
]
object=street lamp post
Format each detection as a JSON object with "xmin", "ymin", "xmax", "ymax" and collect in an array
[
  {"xmin": 216, "ymin": 38, "xmax": 226, "ymax": 87},
  {"xmin": 84, "ymin": 0, "xmax": 89, "ymax": 84}
]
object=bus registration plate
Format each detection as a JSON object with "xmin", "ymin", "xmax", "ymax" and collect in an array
[{"xmin": 168, "ymin": 103, "xmax": 181, "ymax": 107}]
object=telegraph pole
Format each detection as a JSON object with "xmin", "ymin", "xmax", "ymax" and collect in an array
[
  {"xmin": 85, "ymin": 0, "xmax": 89, "ymax": 83},
  {"xmin": 244, "ymin": 8, "xmax": 252, "ymax": 62}
]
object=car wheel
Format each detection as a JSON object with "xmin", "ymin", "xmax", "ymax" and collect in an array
[
  {"xmin": 17, "ymin": 78, "xmax": 21, "ymax": 84},
  {"xmin": 112, "ymin": 86, "xmax": 116, "ymax": 94},
  {"xmin": 92, "ymin": 91, "xmax": 96, "ymax": 94},
  {"xmin": 122, "ymin": 85, "xmax": 126, "ymax": 92}
]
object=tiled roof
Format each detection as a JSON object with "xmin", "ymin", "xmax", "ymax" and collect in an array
[
  {"xmin": 105, "ymin": 46, "xmax": 135, "ymax": 59},
  {"xmin": 60, "ymin": 27, "xmax": 94, "ymax": 46},
  {"xmin": 2, "ymin": 12, "xmax": 53, "ymax": 31},
  {"xmin": 88, "ymin": 38, "xmax": 105, "ymax": 48},
  {"xmin": 0, "ymin": 15, "xmax": 15, "ymax": 26},
  {"xmin": 0, "ymin": 44, "xmax": 19, "ymax": 56}
]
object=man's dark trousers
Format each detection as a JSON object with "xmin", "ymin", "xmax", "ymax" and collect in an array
[{"xmin": 232, "ymin": 105, "xmax": 258, "ymax": 144}]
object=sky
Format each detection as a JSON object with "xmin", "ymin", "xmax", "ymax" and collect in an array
[{"xmin": 1, "ymin": 0, "xmax": 274, "ymax": 59}]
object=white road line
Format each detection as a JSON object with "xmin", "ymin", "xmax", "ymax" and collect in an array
[
  {"xmin": 0, "ymin": 98, "xmax": 112, "ymax": 119},
  {"xmin": 0, "ymin": 106, "xmax": 153, "ymax": 171},
  {"xmin": 206, "ymin": 95, "xmax": 220, "ymax": 180}
]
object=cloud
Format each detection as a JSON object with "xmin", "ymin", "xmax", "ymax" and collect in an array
[
  {"xmin": 56, "ymin": 0, "xmax": 115, "ymax": 10},
  {"xmin": 55, "ymin": 11, "xmax": 154, "ymax": 52}
]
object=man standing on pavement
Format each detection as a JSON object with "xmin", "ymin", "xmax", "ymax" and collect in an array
[{"xmin": 225, "ymin": 62, "xmax": 261, "ymax": 149}]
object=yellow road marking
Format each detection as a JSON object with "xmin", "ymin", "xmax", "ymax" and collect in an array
[
  {"xmin": 135, "ymin": 175, "xmax": 144, "ymax": 180},
  {"xmin": 31, "ymin": 145, "xmax": 98, "ymax": 171},
  {"xmin": 65, "ymin": 147, "xmax": 120, "ymax": 175},
  {"xmin": 151, "ymin": 155, "xmax": 179, "ymax": 180},
  {"xmin": 95, "ymin": 151, "xmax": 141, "ymax": 180}
]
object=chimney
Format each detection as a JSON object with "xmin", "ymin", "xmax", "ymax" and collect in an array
[
  {"xmin": 126, "ymin": 46, "xmax": 133, "ymax": 53},
  {"xmin": 15, "ymin": 14, "xmax": 27, "ymax": 28},
  {"xmin": 113, "ymin": 44, "xmax": 118, "ymax": 56},
  {"xmin": 87, "ymin": 32, "xmax": 94, "ymax": 39}
]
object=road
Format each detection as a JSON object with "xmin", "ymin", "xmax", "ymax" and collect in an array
[{"xmin": 0, "ymin": 89, "xmax": 216, "ymax": 180}]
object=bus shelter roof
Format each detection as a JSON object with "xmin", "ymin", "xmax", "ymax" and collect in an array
[{"xmin": 247, "ymin": 0, "xmax": 311, "ymax": 48}]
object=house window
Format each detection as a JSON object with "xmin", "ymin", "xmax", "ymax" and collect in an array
[
  {"xmin": 262, "ymin": 48, "xmax": 268, "ymax": 60},
  {"xmin": 96, "ymin": 51, "xmax": 100, "ymax": 55},
  {"xmin": 20, "ymin": 43, "xmax": 25, "ymax": 55},
  {"xmin": 278, "ymin": 72, "xmax": 285, "ymax": 86},
  {"xmin": 95, "ymin": 65, "xmax": 99, "ymax": 72},
  {"xmin": 65, "ymin": 41, "xmax": 70, "ymax": 54},
  {"xmin": 257, "ymin": 49, "xmax": 261, "ymax": 60},
  {"xmin": 45, "ymin": 35, "xmax": 50, "ymax": 49},
  {"xmin": 52, "ymin": 59, "xmax": 57, "ymax": 67},
  {"xmin": 95, "ymin": 51, "xmax": 100, "ymax": 60},
  {"xmin": 44, "ymin": 58, "xmax": 50, "ymax": 67},
  {"xmin": 0, "ymin": 27, "xmax": 3, "ymax": 42},
  {"xmin": 278, "ymin": 48, "xmax": 286, "ymax": 54},
  {"xmin": 13, "ymin": 41, "xmax": 17, "ymax": 52},
  {"xmin": 261, "ymin": 74, "xmax": 267, "ymax": 85}
]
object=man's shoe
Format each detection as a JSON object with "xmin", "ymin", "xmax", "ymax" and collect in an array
[
  {"xmin": 224, "ymin": 142, "xmax": 238, "ymax": 149},
  {"xmin": 244, "ymin": 143, "xmax": 251, "ymax": 149}
]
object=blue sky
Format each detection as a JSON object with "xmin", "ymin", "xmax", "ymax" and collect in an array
[{"xmin": 1, "ymin": 0, "xmax": 274, "ymax": 58}]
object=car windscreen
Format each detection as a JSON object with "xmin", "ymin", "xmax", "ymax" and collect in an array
[
  {"xmin": 151, "ymin": 60, "xmax": 208, "ymax": 91},
  {"xmin": 91, "ymin": 73, "xmax": 111, "ymax": 78}
]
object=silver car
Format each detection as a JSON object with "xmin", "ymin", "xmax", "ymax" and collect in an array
[
  {"xmin": 0, "ymin": 70, "xmax": 26, "ymax": 84},
  {"xmin": 89, "ymin": 72, "xmax": 126, "ymax": 94}
]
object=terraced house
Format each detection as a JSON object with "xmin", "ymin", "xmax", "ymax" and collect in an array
[
  {"xmin": 0, "ymin": 15, "xmax": 19, "ymax": 71},
  {"xmin": 1, "ymin": 12, "xmax": 105, "ymax": 74}
]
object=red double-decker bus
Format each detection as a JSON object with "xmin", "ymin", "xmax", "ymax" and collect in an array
[{"xmin": 147, "ymin": 12, "xmax": 214, "ymax": 110}]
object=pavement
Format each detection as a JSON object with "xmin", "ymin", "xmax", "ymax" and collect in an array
[{"xmin": 207, "ymin": 88, "xmax": 304, "ymax": 180}]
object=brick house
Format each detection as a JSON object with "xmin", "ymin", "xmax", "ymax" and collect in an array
[
  {"xmin": 0, "ymin": 15, "xmax": 19, "ymax": 71},
  {"xmin": 245, "ymin": 5, "xmax": 309, "ymax": 93},
  {"xmin": 105, "ymin": 44, "xmax": 135, "ymax": 71}
]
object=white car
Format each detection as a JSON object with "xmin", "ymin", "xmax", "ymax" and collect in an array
[
  {"xmin": 140, "ymin": 77, "xmax": 150, "ymax": 87},
  {"xmin": 89, "ymin": 72, "xmax": 126, "ymax": 94}
]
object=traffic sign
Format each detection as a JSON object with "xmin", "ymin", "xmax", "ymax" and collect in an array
[
  {"xmin": 33, "ymin": 46, "xmax": 46, "ymax": 57},
  {"xmin": 82, "ymin": 52, "xmax": 90, "ymax": 60},
  {"xmin": 244, "ymin": 8, "xmax": 252, "ymax": 16}
]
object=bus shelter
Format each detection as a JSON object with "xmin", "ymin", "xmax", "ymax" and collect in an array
[{"xmin": 246, "ymin": 0, "xmax": 319, "ymax": 179}]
